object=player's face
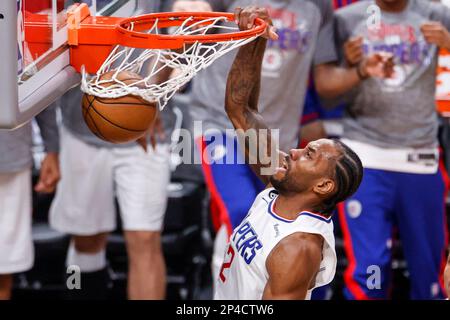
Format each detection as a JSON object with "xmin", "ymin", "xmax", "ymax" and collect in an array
[{"xmin": 270, "ymin": 139, "xmax": 340, "ymax": 195}]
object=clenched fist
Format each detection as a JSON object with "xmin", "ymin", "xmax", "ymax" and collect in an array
[
  {"xmin": 234, "ymin": 6, "xmax": 278, "ymax": 40},
  {"xmin": 360, "ymin": 52, "xmax": 395, "ymax": 79}
]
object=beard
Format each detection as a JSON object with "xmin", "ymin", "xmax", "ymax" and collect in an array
[
  {"xmin": 270, "ymin": 155, "xmax": 294, "ymax": 194},
  {"xmin": 269, "ymin": 175, "xmax": 290, "ymax": 194},
  {"xmin": 269, "ymin": 169, "xmax": 300, "ymax": 195}
]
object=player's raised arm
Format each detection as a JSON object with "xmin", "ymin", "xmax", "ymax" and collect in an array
[
  {"xmin": 262, "ymin": 232, "xmax": 324, "ymax": 300},
  {"xmin": 225, "ymin": 6, "xmax": 285, "ymax": 184}
]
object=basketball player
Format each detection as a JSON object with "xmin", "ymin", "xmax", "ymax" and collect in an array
[
  {"xmin": 214, "ymin": 7, "xmax": 364, "ymax": 299},
  {"xmin": 334, "ymin": 0, "xmax": 450, "ymax": 299},
  {"xmin": 0, "ymin": 106, "xmax": 60, "ymax": 300},
  {"xmin": 173, "ymin": 0, "xmax": 392, "ymax": 286},
  {"xmin": 48, "ymin": 0, "xmax": 173, "ymax": 300}
]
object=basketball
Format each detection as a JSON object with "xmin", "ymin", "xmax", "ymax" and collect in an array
[{"xmin": 81, "ymin": 70, "xmax": 157, "ymax": 144}]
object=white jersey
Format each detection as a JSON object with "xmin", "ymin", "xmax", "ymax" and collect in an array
[{"xmin": 214, "ymin": 188, "xmax": 337, "ymax": 300}]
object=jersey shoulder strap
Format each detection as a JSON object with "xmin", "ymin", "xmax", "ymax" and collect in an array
[{"xmin": 251, "ymin": 187, "xmax": 278, "ymax": 209}]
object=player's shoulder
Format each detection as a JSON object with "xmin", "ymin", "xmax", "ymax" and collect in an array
[
  {"xmin": 278, "ymin": 231, "xmax": 324, "ymax": 249},
  {"xmin": 268, "ymin": 232, "xmax": 324, "ymax": 269}
]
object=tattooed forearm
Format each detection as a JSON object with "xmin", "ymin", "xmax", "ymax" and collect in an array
[
  {"xmin": 225, "ymin": 36, "xmax": 283, "ymax": 184},
  {"xmin": 225, "ymin": 37, "xmax": 267, "ymax": 113}
]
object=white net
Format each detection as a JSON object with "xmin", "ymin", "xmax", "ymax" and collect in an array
[{"xmin": 80, "ymin": 15, "xmax": 260, "ymax": 110}]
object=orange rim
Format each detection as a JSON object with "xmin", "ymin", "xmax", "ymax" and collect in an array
[
  {"xmin": 116, "ymin": 12, "xmax": 267, "ymax": 46},
  {"xmin": 67, "ymin": 8, "xmax": 268, "ymax": 73}
]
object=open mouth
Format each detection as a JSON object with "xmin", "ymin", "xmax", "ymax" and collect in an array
[
  {"xmin": 274, "ymin": 156, "xmax": 289, "ymax": 176},
  {"xmin": 282, "ymin": 156, "xmax": 289, "ymax": 170}
]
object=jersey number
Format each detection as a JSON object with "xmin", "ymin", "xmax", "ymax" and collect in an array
[{"xmin": 219, "ymin": 245, "xmax": 235, "ymax": 282}]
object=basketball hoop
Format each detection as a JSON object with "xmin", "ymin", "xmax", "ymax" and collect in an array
[{"xmin": 66, "ymin": 4, "xmax": 268, "ymax": 110}]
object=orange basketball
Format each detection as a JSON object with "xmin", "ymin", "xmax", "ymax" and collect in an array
[{"xmin": 81, "ymin": 71, "xmax": 157, "ymax": 144}]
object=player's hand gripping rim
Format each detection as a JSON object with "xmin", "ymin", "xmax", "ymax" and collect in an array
[{"xmin": 234, "ymin": 6, "xmax": 279, "ymax": 41}]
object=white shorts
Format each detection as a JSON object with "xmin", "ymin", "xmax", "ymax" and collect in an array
[
  {"xmin": 49, "ymin": 128, "xmax": 170, "ymax": 235},
  {"xmin": 0, "ymin": 168, "xmax": 34, "ymax": 274}
]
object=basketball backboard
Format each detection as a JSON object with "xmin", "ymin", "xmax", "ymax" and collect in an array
[{"xmin": 0, "ymin": 0, "xmax": 140, "ymax": 129}]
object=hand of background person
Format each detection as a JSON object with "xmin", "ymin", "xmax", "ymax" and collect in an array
[
  {"xmin": 172, "ymin": 0, "xmax": 213, "ymax": 12},
  {"xmin": 233, "ymin": 6, "xmax": 278, "ymax": 40},
  {"xmin": 421, "ymin": 21, "xmax": 450, "ymax": 49},
  {"xmin": 359, "ymin": 52, "xmax": 395, "ymax": 79},
  {"xmin": 34, "ymin": 152, "xmax": 60, "ymax": 193},
  {"xmin": 344, "ymin": 36, "xmax": 364, "ymax": 66}
]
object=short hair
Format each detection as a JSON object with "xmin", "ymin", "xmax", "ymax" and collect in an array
[{"xmin": 320, "ymin": 139, "xmax": 363, "ymax": 215}]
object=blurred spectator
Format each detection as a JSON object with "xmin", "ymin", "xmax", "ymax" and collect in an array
[
  {"xmin": 0, "ymin": 107, "xmax": 60, "ymax": 300},
  {"xmin": 300, "ymin": 0, "xmax": 362, "ymax": 145},
  {"xmin": 334, "ymin": 0, "xmax": 450, "ymax": 299},
  {"xmin": 48, "ymin": 0, "xmax": 173, "ymax": 300},
  {"xmin": 300, "ymin": 77, "xmax": 346, "ymax": 145}
]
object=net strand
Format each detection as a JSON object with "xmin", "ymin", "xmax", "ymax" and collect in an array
[{"xmin": 80, "ymin": 16, "xmax": 258, "ymax": 110}]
